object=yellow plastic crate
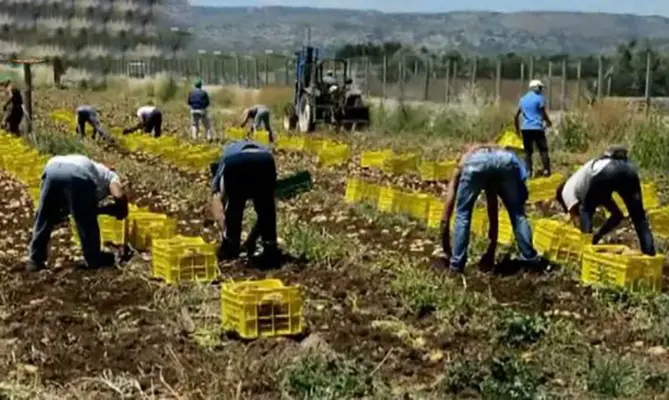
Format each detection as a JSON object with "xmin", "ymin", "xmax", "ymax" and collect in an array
[
  {"xmin": 152, "ymin": 236, "xmax": 218, "ymax": 284},
  {"xmin": 382, "ymin": 153, "xmax": 419, "ymax": 175},
  {"xmin": 254, "ymin": 130, "xmax": 271, "ymax": 145},
  {"xmin": 497, "ymin": 130, "xmax": 524, "ymax": 149},
  {"xmin": 377, "ymin": 186, "xmax": 399, "ymax": 213},
  {"xmin": 360, "ymin": 149, "xmax": 393, "ymax": 169},
  {"xmin": 533, "ymin": 218, "xmax": 592, "ymax": 264},
  {"xmin": 318, "ymin": 144, "xmax": 351, "ymax": 167},
  {"xmin": 276, "ymin": 135, "xmax": 306, "ymax": 151},
  {"xmin": 221, "ymin": 279, "xmax": 303, "ymax": 339},
  {"xmin": 226, "ymin": 127, "xmax": 247, "ymax": 141},
  {"xmin": 581, "ymin": 245, "xmax": 664, "ymax": 293},
  {"xmin": 527, "ymin": 173, "xmax": 564, "ymax": 203},
  {"xmin": 360, "ymin": 182, "xmax": 381, "ymax": 204},
  {"xmin": 419, "ymin": 160, "xmax": 457, "ymax": 181},
  {"xmin": 427, "ymin": 197, "xmax": 445, "ymax": 229},
  {"xmin": 610, "ymin": 182, "xmax": 660, "ymax": 217},
  {"xmin": 648, "ymin": 206, "xmax": 669, "ymax": 238},
  {"xmin": 129, "ymin": 212, "xmax": 178, "ymax": 251},
  {"xmin": 29, "ymin": 187, "xmax": 40, "ymax": 205},
  {"xmin": 71, "ymin": 215, "xmax": 128, "ymax": 247},
  {"xmin": 304, "ymin": 137, "xmax": 325, "ymax": 154},
  {"xmin": 344, "ymin": 178, "xmax": 363, "ymax": 204}
]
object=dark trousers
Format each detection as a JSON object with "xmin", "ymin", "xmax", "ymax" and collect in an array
[
  {"xmin": 222, "ymin": 151, "xmax": 277, "ymax": 252},
  {"xmin": 5, "ymin": 109, "xmax": 23, "ymax": 136},
  {"xmin": 521, "ymin": 129, "xmax": 550, "ymax": 176},
  {"xmin": 144, "ymin": 111, "xmax": 162, "ymax": 138},
  {"xmin": 76, "ymin": 111, "xmax": 109, "ymax": 140},
  {"xmin": 29, "ymin": 164, "xmax": 103, "ymax": 266},
  {"xmin": 581, "ymin": 160, "xmax": 656, "ymax": 255}
]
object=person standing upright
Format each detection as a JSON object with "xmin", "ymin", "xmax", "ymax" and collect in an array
[
  {"xmin": 187, "ymin": 78, "xmax": 212, "ymax": 141},
  {"xmin": 515, "ymin": 80, "xmax": 553, "ymax": 177}
]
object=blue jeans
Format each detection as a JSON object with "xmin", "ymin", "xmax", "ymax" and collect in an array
[
  {"xmin": 76, "ymin": 110, "xmax": 109, "ymax": 140},
  {"xmin": 451, "ymin": 150, "xmax": 538, "ymax": 270},
  {"xmin": 29, "ymin": 163, "xmax": 103, "ymax": 266},
  {"xmin": 252, "ymin": 109, "xmax": 274, "ymax": 141}
]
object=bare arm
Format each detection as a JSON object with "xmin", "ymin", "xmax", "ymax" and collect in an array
[
  {"xmin": 540, "ymin": 107, "xmax": 552, "ymax": 127},
  {"xmin": 514, "ymin": 108, "xmax": 521, "ymax": 133},
  {"xmin": 441, "ymin": 167, "xmax": 462, "ymax": 256},
  {"xmin": 109, "ymin": 182, "xmax": 125, "ymax": 199},
  {"xmin": 211, "ymin": 193, "xmax": 226, "ymax": 233},
  {"xmin": 594, "ymin": 197, "xmax": 624, "ymax": 243},
  {"xmin": 238, "ymin": 110, "xmax": 250, "ymax": 128}
]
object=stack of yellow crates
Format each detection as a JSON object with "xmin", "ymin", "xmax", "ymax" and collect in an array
[{"xmin": 581, "ymin": 245, "xmax": 664, "ymax": 293}]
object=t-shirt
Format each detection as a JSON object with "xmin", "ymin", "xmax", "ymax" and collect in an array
[
  {"xmin": 211, "ymin": 140, "xmax": 270, "ymax": 194},
  {"xmin": 46, "ymin": 154, "xmax": 120, "ymax": 201},
  {"xmin": 518, "ymin": 91, "xmax": 546, "ymax": 131},
  {"xmin": 76, "ymin": 105, "xmax": 97, "ymax": 119},
  {"xmin": 137, "ymin": 106, "xmax": 156, "ymax": 120},
  {"xmin": 561, "ymin": 158, "xmax": 612, "ymax": 211}
]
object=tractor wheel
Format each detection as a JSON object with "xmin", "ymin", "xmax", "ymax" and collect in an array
[
  {"xmin": 283, "ymin": 103, "xmax": 297, "ymax": 131},
  {"xmin": 298, "ymin": 95, "xmax": 314, "ymax": 133}
]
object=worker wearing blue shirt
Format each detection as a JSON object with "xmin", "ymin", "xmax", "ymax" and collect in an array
[
  {"xmin": 210, "ymin": 139, "xmax": 279, "ymax": 264},
  {"xmin": 514, "ymin": 80, "xmax": 553, "ymax": 178}
]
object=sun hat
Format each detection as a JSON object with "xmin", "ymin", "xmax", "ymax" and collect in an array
[{"xmin": 529, "ymin": 79, "xmax": 544, "ymax": 89}]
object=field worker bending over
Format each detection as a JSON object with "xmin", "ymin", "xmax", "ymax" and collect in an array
[
  {"xmin": 2, "ymin": 80, "xmax": 24, "ymax": 136},
  {"xmin": 27, "ymin": 154, "xmax": 129, "ymax": 272},
  {"xmin": 210, "ymin": 139, "xmax": 280, "ymax": 265},
  {"xmin": 442, "ymin": 144, "xmax": 539, "ymax": 273},
  {"xmin": 555, "ymin": 146, "xmax": 655, "ymax": 255},
  {"xmin": 76, "ymin": 105, "xmax": 110, "ymax": 140},
  {"xmin": 515, "ymin": 79, "xmax": 553, "ymax": 177},
  {"xmin": 123, "ymin": 104, "xmax": 163, "ymax": 137},
  {"xmin": 187, "ymin": 79, "xmax": 212, "ymax": 140},
  {"xmin": 239, "ymin": 104, "xmax": 274, "ymax": 143}
]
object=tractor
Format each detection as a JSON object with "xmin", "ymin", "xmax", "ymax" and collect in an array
[{"xmin": 283, "ymin": 46, "xmax": 370, "ymax": 133}]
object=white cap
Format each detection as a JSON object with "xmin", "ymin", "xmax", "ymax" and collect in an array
[{"xmin": 529, "ymin": 79, "xmax": 544, "ymax": 89}]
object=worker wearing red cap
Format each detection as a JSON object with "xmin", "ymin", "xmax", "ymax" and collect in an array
[{"xmin": 28, "ymin": 154, "xmax": 129, "ymax": 272}]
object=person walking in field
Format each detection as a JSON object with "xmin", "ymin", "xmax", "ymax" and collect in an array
[
  {"xmin": 123, "ymin": 104, "xmax": 163, "ymax": 137},
  {"xmin": 441, "ymin": 144, "xmax": 539, "ymax": 273},
  {"xmin": 555, "ymin": 146, "xmax": 656, "ymax": 255},
  {"xmin": 187, "ymin": 78, "xmax": 213, "ymax": 140},
  {"xmin": 514, "ymin": 79, "xmax": 553, "ymax": 177},
  {"xmin": 238, "ymin": 104, "xmax": 274, "ymax": 143},
  {"xmin": 27, "ymin": 154, "xmax": 129, "ymax": 272},
  {"xmin": 2, "ymin": 80, "xmax": 24, "ymax": 136},
  {"xmin": 210, "ymin": 139, "xmax": 280, "ymax": 266},
  {"xmin": 76, "ymin": 105, "xmax": 110, "ymax": 140}
]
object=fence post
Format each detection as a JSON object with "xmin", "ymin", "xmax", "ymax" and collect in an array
[
  {"xmin": 520, "ymin": 62, "xmax": 525, "ymax": 96},
  {"xmin": 253, "ymin": 57, "xmax": 259, "ymax": 87},
  {"xmin": 529, "ymin": 56, "xmax": 534, "ymax": 80},
  {"xmin": 645, "ymin": 50, "xmax": 652, "ymax": 115},
  {"xmin": 597, "ymin": 55, "xmax": 603, "ymax": 100},
  {"xmin": 264, "ymin": 55, "xmax": 269, "ymax": 85},
  {"xmin": 547, "ymin": 61, "xmax": 553, "ymax": 108},
  {"xmin": 235, "ymin": 54, "xmax": 240, "ymax": 86},
  {"xmin": 445, "ymin": 59, "xmax": 451, "ymax": 103},
  {"xmin": 452, "ymin": 60, "xmax": 458, "ymax": 101},
  {"xmin": 423, "ymin": 59, "xmax": 430, "ymax": 101},
  {"xmin": 576, "ymin": 60, "xmax": 582, "ymax": 107},
  {"xmin": 400, "ymin": 55, "xmax": 406, "ymax": 99},
  {"xmin": 470, "ymin": 57, "xmax": 477, "ymax": 85},
  {"xmin": 495, "ymin": 58, "xmax": 501, "ymax": 105},
  {"xmin": 382, "ymin": 54, "xmax": 387, "ymax": 99},
  {"xmin": 365, "ymin": 56, "xmax": 370, "ymax": 97},
  {"xmin": 560, "ymin": 57, "xmax": 567, "ymax": 110}
]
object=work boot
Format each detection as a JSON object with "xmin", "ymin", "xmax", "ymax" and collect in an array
[
  {"xmin": 217, "ymin": 239, "xmax": 240, "ymax": 261},
  {"xmin": 26, "ymin": 260, "xmax": 46, "ymax": 272},
  {"xmin": 82, "ymin": 251, "xmax": 116, "ymax": 269},
  {"xmin": 257, "ymin": 243, "xmax": 282, "ymax": 269}
]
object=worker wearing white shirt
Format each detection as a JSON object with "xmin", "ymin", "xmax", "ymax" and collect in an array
[
  {"xmin": 123, "ymin": 105, "xmax": 163, "ymax": 137},
  {"xmin": 28, "ymin": 154, "xmax": 129, "ymax": 272},
  {"xmin": 555, "ymin": 146, "xmax": 655, "ymax": 255}
]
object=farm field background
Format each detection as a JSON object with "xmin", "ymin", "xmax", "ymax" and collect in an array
[{"xmin": 0, "ymin": 78, "xmax": 669, "ymax": 399}]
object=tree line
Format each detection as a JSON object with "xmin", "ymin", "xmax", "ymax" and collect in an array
[{"xmin": 334, "ymin": 40, "xmax": 669, "ymax": 97}]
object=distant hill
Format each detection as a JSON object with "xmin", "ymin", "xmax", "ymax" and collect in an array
[{"xmin": 159, "ymin": 3, "xmax": 669, "ymax": 55}]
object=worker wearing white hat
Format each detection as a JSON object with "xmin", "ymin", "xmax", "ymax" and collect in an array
[{"xmin": 514, "ymin": 79, "xmax": 553, "ymax": 178}]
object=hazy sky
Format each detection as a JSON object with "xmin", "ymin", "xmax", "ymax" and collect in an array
[{"xmin": 189, "ymin": 0, "xmax": 669, "ymax": 16}]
